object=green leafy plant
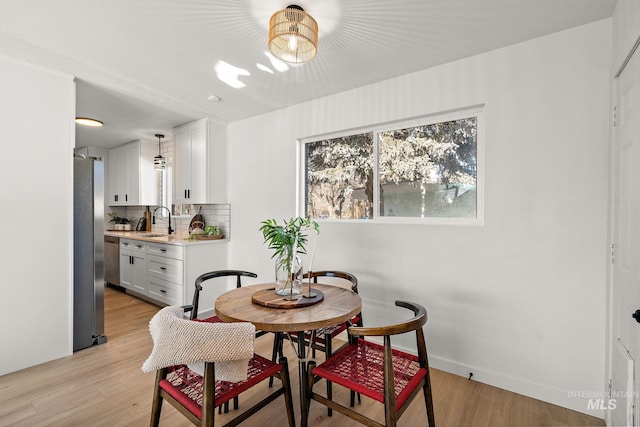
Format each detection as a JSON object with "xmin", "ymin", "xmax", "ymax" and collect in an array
[
  {"xmin": 260, "ymin": 217, "xmax": 319, "ymax": 262},
  {"xmin": 203, "ymin": 225, "xmax": 220, "ymax": 236},
  {"xmin": 261, "ymin": 217, "xmax": 319, "ymax": 286},
  {"xmin": 107, "ymin": 212, "xmax": 130, "ymax": 224}
]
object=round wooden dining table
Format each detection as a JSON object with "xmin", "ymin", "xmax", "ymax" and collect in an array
[{"xmin": 215, "ymin": 282, "xmax": 362, "ymax": 426}]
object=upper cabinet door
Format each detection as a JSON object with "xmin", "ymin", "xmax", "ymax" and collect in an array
[
  {"xmin": 108, "ymin": 144, "xmax": 130, "ymax": 205},
  {"xmin": 173, "ymin": 125, "xmax": 192, "ymax": 203},
  {"xmin": 108, "ymin": 146, "xmax": 121, "ymax": 205},
  {"xmin": 123, "ymin": 142, "xmax": 140, "ymax": 205},
  {"xmin": 173, "ymin": 118, "xmax": 227, "ymax": 205},
  {"xmin": 189, "ymin": 121, "xmax": 207, "ymax": 203},
  {"xmin": 107, "ymin": 140, "xmax": 158, "ymax": 207}
]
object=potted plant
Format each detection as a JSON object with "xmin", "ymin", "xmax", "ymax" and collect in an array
[
  {"xmin": 260, "ymin": 217, "xmax": 319, "ymax": 298},
  {"xmin": 108, "ymin": 212, "xmax": 131, "ymax": 230}
]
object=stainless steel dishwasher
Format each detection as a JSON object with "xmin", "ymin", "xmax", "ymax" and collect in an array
[{"xmin": 104, "ymin": 235, "xmax": 120, "ymax": 286}]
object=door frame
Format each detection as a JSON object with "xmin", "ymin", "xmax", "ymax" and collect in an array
[{"xmin": 606, "ymin": 40, "xmax": 640, "ymax": 426}]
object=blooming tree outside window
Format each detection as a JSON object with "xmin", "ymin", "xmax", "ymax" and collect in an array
[{"xmin": 303, "ymin": 109, "xmax": 480, "ymax": 222}]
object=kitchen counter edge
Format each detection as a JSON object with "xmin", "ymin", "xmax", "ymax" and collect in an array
[{"xmin": 104, "ymin": 230, "xmax": 228, "ymax": 246}]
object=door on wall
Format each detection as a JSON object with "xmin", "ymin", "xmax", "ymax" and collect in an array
[{"xmin": 610, "ymin": 47, "xmax": 640, "ymax": 427}]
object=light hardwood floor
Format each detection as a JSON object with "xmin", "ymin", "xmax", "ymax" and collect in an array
[{"xmin": 0, "ymin": 286, "xmax": 605, "ymax": 427}]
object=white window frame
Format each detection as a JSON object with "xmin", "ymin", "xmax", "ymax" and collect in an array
[{"xmin": 297, "ymin": 106, "xmax": 484, "ymax": 226}]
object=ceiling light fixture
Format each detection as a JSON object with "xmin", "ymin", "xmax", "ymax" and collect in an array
[
  {"xmin": 154, "ymin": 133, "xmax": 165, "ymax": 170},
  {"xmin": 269, "ymin": 5, "xmax": 318, "ymax": 64},
  {"xmin": 75, "ymin": 117, "xmax": 103, "ymax": 127}
]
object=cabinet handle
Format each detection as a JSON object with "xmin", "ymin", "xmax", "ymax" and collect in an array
[
  {"xmin": 160, "ymin": 267, "xmax": 167, "ymax": 271},
  {"xmin": 184, "ymin": 189, "xmax": 187, "ymax": 198},
  {"xmin": 130, "ymin": 256, "xmax": 133, "ymax": 264},
  {"xmin": 160, "ymin": 289, "xmax": 166, "ymax": 293},
  {"xmin": 136, "ymin": 244, "xmax": 142, "ymax": 248},
  {"xmin": 115, "ymin": 195, "xmax": 118, "ymax": 202},
  {"xmin": 160, "ymin": 248, "xmax": 166, "ymax": 252},
  {"xmin": 187, "ymin": 189, "xmax": 190, "ymax": 199},
  {"xmin": 123, "ymin": 242, "xmax": 129, "ymax": 247},
  {"xmin": 125, "ymin": 194, "xmax": 128, "ymax": 202}
]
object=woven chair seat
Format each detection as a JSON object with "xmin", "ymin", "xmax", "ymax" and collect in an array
[
  {"xmin": 159, "ymin": 354, "xmax": 282, "ymax": 420},
  {"xmin": 311, "ymin": 339, "xmax": 427, "ymax": 411},
  {"xmin": 285, "ymin": 314, "xmax": 361, "ymax": 343},
  {"xmin": 313, "ymin": 315, "xmax": 361, "ymax": 339}
]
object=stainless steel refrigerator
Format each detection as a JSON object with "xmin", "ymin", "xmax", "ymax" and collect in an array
[{"xmin": 73, "ymin": 156, "xmax": 108, "ymax": 351}]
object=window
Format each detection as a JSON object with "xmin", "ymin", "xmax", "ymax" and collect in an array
[
  {"xmin": 301, "ymin": 108, "xmax": 481, "ymax": 223},
  {"xmin": 304, "ymin": 133, "xmax": 374, "ymax": 219}
]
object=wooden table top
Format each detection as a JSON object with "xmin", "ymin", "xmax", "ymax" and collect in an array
[{"xmin": 215, "ymin": 283, "xmax": 362, "ymax": 333}]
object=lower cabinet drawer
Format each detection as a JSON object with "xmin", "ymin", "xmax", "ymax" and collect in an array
[
  {"xmin": 147, "ymin": 242, "xmax": 184, "ymax": 260},
  {"xmin": 121, "ymin": 239, "xmax": 146, "ymax": 253},
  {"xmin": 148, "ymin": 278, "xmax": 183, "ymax": 306},
  {"xmin": 148, "ymin": 255, "xmax": 184, "ymax": 284}
]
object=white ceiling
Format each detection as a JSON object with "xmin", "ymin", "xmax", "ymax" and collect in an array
[{"xmin": 0, "ymin": 0, "xmax": 615, "ymax": 149}]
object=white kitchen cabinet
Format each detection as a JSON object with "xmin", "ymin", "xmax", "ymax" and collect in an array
[
  {"xmin": 147, "ymin": 242, "xmax": 184, "ymax": 305},
  {"xmin": 120, "ymin": 239, "xmax": 147, "ymax": 294},
  {"xmin": 107, "ymin": 144, "xmax": 125, "ymax": 205},
  {"xmin": 120, "ymin": 239, "xmax": 228, "ymax": 310},
  {"xmin": 173, "ymin": 118, "xmax": 227, "ymax": 204},
  {"xmin": 181, "ymin": 242, "xmax": 228, "ymax": 315},
  {"xmin": 108, "ymin": 140, "xmax": 158, "ymax": 206}
]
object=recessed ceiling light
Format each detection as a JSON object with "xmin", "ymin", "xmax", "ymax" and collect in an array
[
  {"xmin": 207, "ymin": 95, "xmax": 222, "ymax": 102},
  {"xmin": 75, "ymin": 117, "xmax": 103, "ymax": 127}
]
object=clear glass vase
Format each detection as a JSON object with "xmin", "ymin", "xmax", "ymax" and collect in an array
[{"xmin": 275, "ymin": 252, "xmax": 303, "ymax": 297}]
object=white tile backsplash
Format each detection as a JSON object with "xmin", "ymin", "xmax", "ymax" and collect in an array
[{"xmin": 123, "ymin": 204, "xmax": 231, "ymax": 238}]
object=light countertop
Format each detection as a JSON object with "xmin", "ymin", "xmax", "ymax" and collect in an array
[{"xmin": 104, "ymin": 230, "xmax": 227, "ymax": 246}]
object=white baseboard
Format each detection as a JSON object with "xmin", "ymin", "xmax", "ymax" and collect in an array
[
  {"xmin": 360, "ymin": 297, "xmax": 604, "ymax": 419},
  {"xmin": 429, "ymin": 354, "xmax": 605, "ymax": 419}
]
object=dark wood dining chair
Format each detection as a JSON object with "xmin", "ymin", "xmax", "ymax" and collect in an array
[
  {"xmin": 186, "ymin": 269, "xmax": 265, "ymax": 413},
  {"xmin": 190, "ymin": 270, "xmax": 268, "ymax": 336},
  {"xmin": 305, "ymin": 300, "xmax": 435, "ymax": 427},
  {"xmin": 189, "ymin": 270, "xmax": 256, "ymax": 321},
  {"xmin": 271, "ymin": 270, "xmax": 361, "ymax": 414},
  {"xmin": 144, "ymin": 306, "xmax": 295, "ymax": 427}
]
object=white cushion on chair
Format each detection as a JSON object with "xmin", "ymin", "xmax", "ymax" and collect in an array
[{"xmin": 142, "ymin": 306, "xmax": 255, "ymax": 382}]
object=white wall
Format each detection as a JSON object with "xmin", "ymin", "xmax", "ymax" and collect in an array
[
  {"xmin": 228, "ymin": 20, "xmax": 612, "ymax": 415},
  {"xmin": 0, "ymin": 56, "xmax": 75, "ymax": 375}
]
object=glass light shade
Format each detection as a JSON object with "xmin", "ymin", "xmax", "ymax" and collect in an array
[
  {"xmin": 154, "ymin": 133, "xmax": 166, "ymax": 170},
  {"xmin": 154, "ymin": 154, "xmax": 165, "ymax": 170},
  {"xmin": 269, "ymin": 7, "xmax": 318, "ymax": 64}
]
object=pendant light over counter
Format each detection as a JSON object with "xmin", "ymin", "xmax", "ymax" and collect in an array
[{"xmin": 154, "ymin": 133, "xmax": 165, "ymax": 170}]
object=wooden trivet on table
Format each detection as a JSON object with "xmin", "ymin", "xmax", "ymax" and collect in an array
[{"xmin": 251, "ymin": 288, "xmax": 324, "ymax": 309}]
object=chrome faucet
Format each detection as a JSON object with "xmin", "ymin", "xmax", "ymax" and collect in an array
[{"xmin": 152, "ymin": 206, "xmax": 173, "ymax": 235}]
